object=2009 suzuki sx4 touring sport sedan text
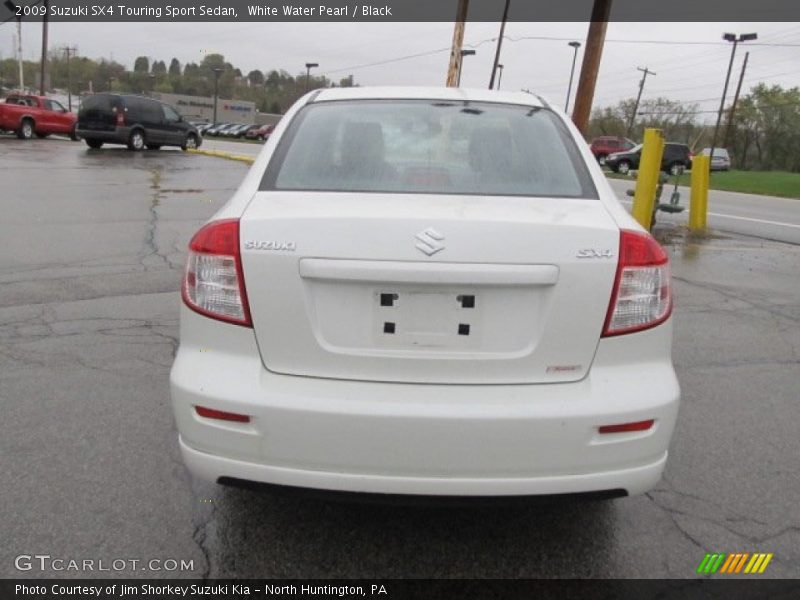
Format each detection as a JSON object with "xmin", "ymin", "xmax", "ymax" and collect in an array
[{"xmin": 170, "ymin": 87, "xmax": 679, "ymax": 499}]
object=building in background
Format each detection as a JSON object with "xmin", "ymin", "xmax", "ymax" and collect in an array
[{"xmin": 150, "ymin": 92, "xmax": 256, "ymax": 124}]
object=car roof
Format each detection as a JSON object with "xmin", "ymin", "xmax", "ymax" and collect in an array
[{"xmin": 312, "ymin": 86, "xmax": 545, "ymax": 108}]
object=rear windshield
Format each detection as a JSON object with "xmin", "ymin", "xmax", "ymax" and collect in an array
[
  {"xmin": 80, "ymin": 94, "xmax": 122, "ymax": 113},
  {"xmin": 261, "ymin": 100, "xmax": 597, "ymax": 198}
]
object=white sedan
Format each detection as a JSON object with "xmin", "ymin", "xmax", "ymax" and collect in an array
[{"xmin": 170, "ymin": 87, "xmax": 679, "ymax": 499}]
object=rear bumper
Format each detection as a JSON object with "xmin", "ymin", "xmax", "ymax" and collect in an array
[
  {"xmin": 75, "ymin": 127, "xmax": 130, "ymax": 143},
  {"xmin": 170, "ymin": 306, "xmax": 680, "ymax": 497},
  {"xmin": 181, "ymin": 437, "xmax": 666, "ymax": 497}
]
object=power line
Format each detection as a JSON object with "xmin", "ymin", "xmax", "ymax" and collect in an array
[{"xmin": 638, "ymin": 100, "xmax": 800, "ymax": 115}]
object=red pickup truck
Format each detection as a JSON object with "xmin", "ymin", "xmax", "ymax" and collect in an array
[{"xmin": 0, "ymin": 94, "xmax": 78, "ymax": 140}]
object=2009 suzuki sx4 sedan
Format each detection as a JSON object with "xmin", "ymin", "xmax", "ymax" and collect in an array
[{"xmin": 170, "ymin": 87, "xmax": 679, "ymax": 499}]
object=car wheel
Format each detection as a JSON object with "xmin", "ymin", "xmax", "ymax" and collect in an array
[
  {"xmin": 617, "ymin": 160, "xmax": 631, "ymax": 175},
  {"xmin": 181, "ymin": 133, "xmax": 198, "ymax": 151},
  {"xmin": 597, "ymin": 154, "xmax": 607, "ymax": 166},
  {"xmin": 668, "ymin": 162, "xmax": 683, "ymax": 176},
  {"xmin": 127, "ymin": 129, "xmax": 146, "ymax": 151},
  {"xmin": 146, "ymin": 144, "xmax": 162, "ymax": 150},
  {"xmin": 85, "ymin": 139, "xmax": 103, "ymax": 149},
  {"xmin": 17, "ymin": 119, "xmax": 34, "ymax": 140}
]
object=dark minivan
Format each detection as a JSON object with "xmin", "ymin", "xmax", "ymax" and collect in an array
[{"xmin": 77, "ymin": 94, "xmax": 201, "ymax": 151}]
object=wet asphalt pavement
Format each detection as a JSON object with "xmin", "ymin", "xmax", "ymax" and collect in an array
[{"xmin": 1, "ymin": 137, "xmax": 798, "ymax": 579}]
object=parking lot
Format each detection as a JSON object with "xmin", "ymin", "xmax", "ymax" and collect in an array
[{"xmin": 1, "ymin": 138, "xmax": 798, "ymax": 579}]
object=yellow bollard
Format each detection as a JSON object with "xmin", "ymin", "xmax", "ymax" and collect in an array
[
  {"xmin": 689, "ymin": 154, "xmax": 710, "ymax": 230},
  {"xmin": 631, "ymin": 128, "xmax": 665, "ymax": 230}
]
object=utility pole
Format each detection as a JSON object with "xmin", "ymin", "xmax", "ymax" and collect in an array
[
  {"xmin": 39, "ymin": 0, "xmax": 48, "ymax": 95},
  {"xmin": 709, "ymin": 32, "xmax": 757, "ymax": 170},
  {"xmin": 496, "ymin": 64, "xmax": 503, "ymax": 90},
  {"xmin": 571, "ymin": 0, "xmax": 613, "ymax": 136},
  {"xmin": 446, "ymin": 0, "xmax": 469, "ymax": 87},
  {"xmin": 488, "ymin": 0, "xmax": 510, "ymax": 90},
  {"xmin": 5, "ymin": 0, "xmax": 24, "ymax": 91},
  {"xmin": 627, "ymin": 66, "xmax": 656, "ymax": 136},
  {"xmin": 723, "ymin": 51, "xmax": 749, "ymax": 149},
  {"xmin": 64, "ymin": 46, "xmax": 77, "ymax": 111},
  {"xmin": 16, "ymin": 21, "xmax": 23, "ymax": 91}
]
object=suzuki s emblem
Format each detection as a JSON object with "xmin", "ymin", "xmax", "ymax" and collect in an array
[{"xmin": 415, "ymin": 228, "xmax": 445, "ymax": 256}]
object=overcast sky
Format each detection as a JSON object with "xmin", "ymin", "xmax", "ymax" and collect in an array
[{"xmin": 2, "ymin": 21, "xmax": 798, "ymax": 121}]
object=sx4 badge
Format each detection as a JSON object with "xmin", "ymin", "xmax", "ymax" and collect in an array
[{"xmin": 576, "ymin": 248, "xmax": 614, "ymax": 258}]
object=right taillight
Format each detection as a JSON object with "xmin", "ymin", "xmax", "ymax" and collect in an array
[
  {"xmin": 182, "ymin": 219, "xmax": 252, "ymax": 327},
  {"xmin": 602, "ymin": 230, "xmax": 672, "ymax": 337}
]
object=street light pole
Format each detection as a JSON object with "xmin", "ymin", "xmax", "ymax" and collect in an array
[
  {"xmin": 305, "ymin": 62, "xmax": 318, "ymax": 93},
  {"xmin": 709, "ymin": 32, "xmax": 757, "ymax": 168},
  {"xmin": 212, "ymin": 67, "xmax": 222, "ymax": 124},
  {"xmin": 565, "ymin": 41, "xmax": 581, "ymax": 112},
  {"xmin": 724, "ymin": 51, "xmax": 750, "ymax": 150},
  {"xmin": 457, "ymin": 49, "xmax": 475, "ymax": 87},
  {"xmin": 64, "ymin": 46, "xmax": 77, "ymax": 111},
  {"xmin": 488, "ymin": 0, "xmax": 510, "ymax": 90},
  {"xmin": 496, "ymin": 64, "xmax": 504, "ymax": 90}
]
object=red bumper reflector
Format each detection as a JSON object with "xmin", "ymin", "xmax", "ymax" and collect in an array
[
  {"xmin": 195, "ymin": 406, "xmax": 250, "ymax": 423},
  {"xmin": 598, "ymin": 419, "xmax": 654, "ymax": 434}
]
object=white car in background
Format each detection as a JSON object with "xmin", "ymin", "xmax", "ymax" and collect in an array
[
  {"xmin": 700, "ymin": 147, "xmax": 732, "ymax": 171},
  {"xmin": 170, "ymin": 87, "xmax": 679, "ymax": 499}
]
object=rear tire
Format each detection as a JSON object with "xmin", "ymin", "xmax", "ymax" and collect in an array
[
  {"xmin": 85, "ymin": 139, "xmax": 103, "ymax": 149},
  {"xmin": 127, "ymin": 129, "xmax": 146, "ymax": 151},
  {"xmin": 17, "ymin": 118, "xmax": 34, "ymax": 140},
  {"xmin": 668, "ymin": 162, "xmax": 684, "ymax": 176},
  {"xmin": 597, "ymin": 154, "xmax": 608, "ymax": 166},
  {"xmin": 617, "ymin": 160, "xmax": 632, "ymax": 175}
]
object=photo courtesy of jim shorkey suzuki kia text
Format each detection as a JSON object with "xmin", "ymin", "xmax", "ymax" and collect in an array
[
  {"xmin": 1, "ymin": 0, "xmax": 799, "ymax": 593},
  {"xmin": 15, "ymin": 584, "xmax": 388, "ymax": 596}
]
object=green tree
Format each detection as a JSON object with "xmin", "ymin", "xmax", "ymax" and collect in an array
[
  {"xmin": 133, "ymin": 56, "xmax": 150, "ymax": 73},
  {"xmin": 247, "ymin": 69, "xmax": 264, "ymax": 86}
]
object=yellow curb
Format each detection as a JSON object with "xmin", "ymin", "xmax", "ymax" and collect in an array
[{"xmin": 187, "ymin": 148, "xmax": 255, "ymax": 165}]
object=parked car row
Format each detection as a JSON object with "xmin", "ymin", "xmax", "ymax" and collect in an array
[
  {"xmin": 589, "ymin": 135, "xmax": 732, "ymax": 175},
  {"xmin": 200, "ymin": 122, "xmax": 274, "ymax": 141},
  {"xmin": 2, "ymin": 91, "xmax": 277, "ymax": 151}
]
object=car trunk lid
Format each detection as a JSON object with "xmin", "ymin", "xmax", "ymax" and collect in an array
[{"xmin": 240, "ymin": 192, "xmax": 619, "ymax": 384}]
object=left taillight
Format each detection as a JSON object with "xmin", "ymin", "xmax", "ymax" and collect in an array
[{"xmin": 182, "ymin": 219, "xmax": 252, "ymax": 327}]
